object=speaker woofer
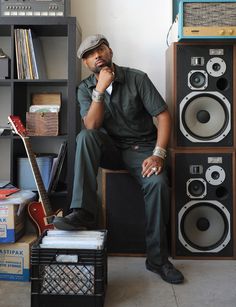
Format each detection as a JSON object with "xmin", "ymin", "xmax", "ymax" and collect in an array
[
  {"xmin": 179, "ymin": 91, "xmax": 231, "ymax": 143},
  {"xmin": 188, "ymin": 70, "xmax": 208, "ymax": 90},
  {"xmin": 178, "ymin": 200, "xmax": 230, "ymax": 253},
  {"xmin": 187, "ymin": 178, "xmax": 207, "ymax": 198}
]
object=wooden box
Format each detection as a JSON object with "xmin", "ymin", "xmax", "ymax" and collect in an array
[{"xmin": 26, "ymin": 93, "xmax": 61, "ymax": 136}]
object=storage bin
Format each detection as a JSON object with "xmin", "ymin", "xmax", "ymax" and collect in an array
[
  {"xmin": 26, "ymin": 92, "xmax": 61, "ymax": 136},
  {"xmin": 30, "ymin": 230, "xmax": 107, "ymax": 307},
  {"xmin": 17, "ymin": 156, "xmax": 53, "ymax": 191}
]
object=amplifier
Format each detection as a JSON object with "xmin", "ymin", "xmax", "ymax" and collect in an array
[
  {"xmin": 0, "ymin": 0, "xmax": 70, "ymax": 17},
  {"xmin": 176, "ymin": 0, "xmax": 236, "ymax": 40}
]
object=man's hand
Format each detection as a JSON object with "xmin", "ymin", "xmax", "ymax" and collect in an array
[
  {"xmin": 96, "ymin": 66, "xmax": 115, "ymax": 93},
  {"xmin": 142, "ymin": 155, "xmax": 164, "ymax": 177}
]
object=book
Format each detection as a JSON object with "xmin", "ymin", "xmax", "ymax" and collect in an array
[
  {"xmin": 24, "ymin": 29, "xmax": 33, "ymax": 79},
  {"xmin": 27, "ymin": 28, "xmax": 39, "ymax": 79},
  {"xmin": 0, "ymin": 181, "xmax": 10, "ymax": 188},
  {"xmin": 0, "ymin": 189, "xmax": 20, "ymax": 200},
  {"xmin": 14, "ymin": 28, "xmax": 47, "ymax": 79},
  {"xmin": 47, "ymin": 141, "xmax": 67, "ymax": 193},
  {"xmin": 19, "ymin": 29, "xmax": 28, "ymax": 79},
  {"xmin": 29, "ymin": 29, "xmax": 47, "ymax": 79},
  {"xmin": 14, "ymin": 29, "xmax": 24, "ymax": 79},
  {"xmin": 14, "ymin": 29, "xmax": 20, "ymax": 79}
]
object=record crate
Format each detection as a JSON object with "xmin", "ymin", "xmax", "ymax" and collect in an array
[{"xmin": 30, "ymin": 230, "xmax": 107, "ymax": 307}]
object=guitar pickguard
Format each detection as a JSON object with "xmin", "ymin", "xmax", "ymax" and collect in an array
[{"xmin": 28, "ymin": 201, "xmax": 63, "ymax": 235}]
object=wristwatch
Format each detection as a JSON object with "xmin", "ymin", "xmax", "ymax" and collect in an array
[{"xmin": 92, "ymin": 89, "xmax": 105, "ymax": 102}]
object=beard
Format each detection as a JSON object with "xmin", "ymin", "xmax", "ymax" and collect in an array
[{"xmin": 91, "ymin": 59, "xmax": 113, "ymax": 74}]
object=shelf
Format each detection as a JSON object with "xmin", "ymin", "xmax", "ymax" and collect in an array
[
  {"xmin": 0, "ymin": 17, "xmax": 81, "ymax": 212},
  {"xmin": 13, "ymin": 79, "xmax": 68, "ymax": 83},
  {"xmin": 0, "ymin": 80, "xmax": 11, "ymax": 86},
  {"xmin": 0, "ymin": 25, "xmax": 11, "ymax": 36}
]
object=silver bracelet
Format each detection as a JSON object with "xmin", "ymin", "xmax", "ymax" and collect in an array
[
  {"xmin": 153, "ymin": 146, "xmax": 167, "ymax": 159},
  {"xmin": 92, "ymin": 89, "xmax": 105, "ymax": 102}
]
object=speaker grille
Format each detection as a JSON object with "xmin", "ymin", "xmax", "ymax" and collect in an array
[{"xmin": 184, "ymin": 3, "xmax": 236, "ymax": 26}]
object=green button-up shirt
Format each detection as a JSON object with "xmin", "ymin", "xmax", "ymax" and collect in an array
[{"xmin": 77, "ymin": 64, "xmax": 168, "ymax": 148}]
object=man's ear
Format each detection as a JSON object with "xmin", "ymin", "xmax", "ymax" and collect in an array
[
  {"xmin": 82, "ymin": 58, "xmax": 88, "ymax": 67},
  {"xmin": 109, "ymin": 48, "xmax": 113, "ymax": 57}
]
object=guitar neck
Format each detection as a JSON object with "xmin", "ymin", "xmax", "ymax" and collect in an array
[{"xmin": 22, "ymin": 137, "xmax": 52, "ymax": 215}]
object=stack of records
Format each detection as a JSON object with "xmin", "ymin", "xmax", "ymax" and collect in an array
[{"xmin": 40, "ymin": 230, "xmax": 106, "ymax": 250}]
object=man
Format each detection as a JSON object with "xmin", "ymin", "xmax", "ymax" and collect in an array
[{"xmin": 53, "ymin": 34, "xmax": 184, "ymax": 284}]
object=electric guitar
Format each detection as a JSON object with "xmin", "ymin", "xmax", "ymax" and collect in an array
[{"xmin": 8, "ymin": 115, "xmax": 63, "ymax": 235}]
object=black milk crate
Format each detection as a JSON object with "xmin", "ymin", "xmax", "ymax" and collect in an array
[{"xmin": 30, "ymin": 230, "xmax": 107, "ymax": 307}]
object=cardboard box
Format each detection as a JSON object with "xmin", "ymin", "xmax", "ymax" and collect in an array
[
  {"xmin": 0, "ymin": 190, "xmax": 36, "ymax": 243},
  {"xmin": 0, "ymin": 234, "xmax": 37, "ymax": 281},
  {"xmin": 26, "ymin": 92, "xmax": 61, "ymax": 136},
  {"xmin": 0, "ymin": 204, "xmax": 25, "ymax": 243}
]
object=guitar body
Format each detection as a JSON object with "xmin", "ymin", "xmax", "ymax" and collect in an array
[{"xmin": 28, "ymin": 201, "xmax": 63, "ymax": 235}]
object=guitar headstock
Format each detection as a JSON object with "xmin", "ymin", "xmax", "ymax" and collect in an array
[{"xmin": 8, "ymin": 115, "xmax": 28, "ymax": 138}]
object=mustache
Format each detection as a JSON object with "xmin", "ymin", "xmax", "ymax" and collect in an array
[
  {"xmin": 91, "ymin": 60, "xmax": 113, "ymax": 74},
  {"xmin": 95, "ymin": 59, "xmax": 112, "ymax": 67},
  {"xmin": 95, "ymin": 59, "xmax": 105, "ymax": 66}
]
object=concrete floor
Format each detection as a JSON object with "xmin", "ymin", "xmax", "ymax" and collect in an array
[{"xmin": 0, "ymin": 257, "xmax": 236, "ymax": 307}]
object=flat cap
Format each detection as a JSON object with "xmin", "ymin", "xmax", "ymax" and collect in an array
[{"xmin": 77, "ymin": 34, "xmax": 109, "ymax": 59}]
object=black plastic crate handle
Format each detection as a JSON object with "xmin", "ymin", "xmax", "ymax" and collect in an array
[{"xmin": 55, "ymin": 254, "xmax": 79, "ymax": 263}]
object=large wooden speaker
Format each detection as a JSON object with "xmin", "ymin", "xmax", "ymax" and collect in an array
[
  {"xmin": 101, "ymin": 169, "xmax": 146, "ymax": 254},
  {"xmin": 171, "ymin": 150, "xmax": 235, "ymax": 259},
  {"xmin": 166, "ymin": 42, "xmax": 235, "ymax": 148}
]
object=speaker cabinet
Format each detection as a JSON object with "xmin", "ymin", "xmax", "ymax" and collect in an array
[
  {"xmin": 101, "ymin": 169, "xmax": 146, "ymax": 254},
  {"xmin": 171, "ymin": 150, "xmax": 235, "ymax": 259},
  {"xmin": 166, "ymin": 42, "xmax": 235, "ymax": 148}
]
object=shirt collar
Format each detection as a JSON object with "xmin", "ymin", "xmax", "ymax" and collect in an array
[{"xmin": 86, "ymin": 63, "xmax": 125, "ymax": 89}]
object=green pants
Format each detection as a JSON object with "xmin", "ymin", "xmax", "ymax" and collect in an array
[{"xmin": 70, "ymin": 129, "xmax": 170, "ymax": 265}]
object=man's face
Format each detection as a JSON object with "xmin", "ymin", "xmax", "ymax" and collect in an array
[{"xmin": 82, "ymin": 43, "xmax": 113, "ymax": 74}]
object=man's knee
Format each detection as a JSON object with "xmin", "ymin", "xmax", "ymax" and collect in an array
[
  {"xmin": 76, "ymin": 129, "xmax": 100, "ymax": 143},
  {"xmin": 143, "ymin": 172, "xmax": 169, "ymax": 193}
]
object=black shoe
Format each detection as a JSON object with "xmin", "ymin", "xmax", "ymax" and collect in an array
[
  {"xmin": 145, "ymin": 259, "xmax": 184, "ymax": 284},
  {"xmin": 53, "ymin": 209, "xmax": 96, "ymax": 230}
]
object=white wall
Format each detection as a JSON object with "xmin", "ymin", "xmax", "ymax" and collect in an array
[{"xmin": 71, "ymin": 0, "xmax": 172, "ymax": 98}]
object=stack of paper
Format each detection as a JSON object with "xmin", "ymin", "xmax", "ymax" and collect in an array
[
  {"xmin": 0, "ymin": 190, "xmax": 36, "ymax": 215},
  {"xmin": 40, "ymin": 230, "xmax": 106, "ymax": 250}
]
